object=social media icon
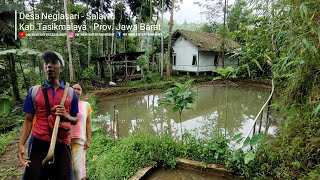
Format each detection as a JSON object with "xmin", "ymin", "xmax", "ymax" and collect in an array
[
  {"xmin": 68, "ymin": 32, "xmax": 75, "ymax": 38},
  {"xmin": 18, "ymin": 32, "xmax": 27, "ymax": 37},
  {"xmin": 116, "ymin": 31, "xmax": 123, "ymax": 38}
]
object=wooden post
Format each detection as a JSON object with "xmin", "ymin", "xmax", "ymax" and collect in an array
[
  {"xmin": 252, "ymin": 122, "xmax": 256, "ymax": 136},
  {"xmin": 113, "ymin": 106, "xmax": 116, "ymax": 141},
  {"xmin": 108, "ymin": 54, "xmax": 113, "ymax": 82},
  {"xmin": 265, "ymin": 91, "xmax": 272, "ymax": 134},
  {"xmin": 258, "ymin": 113, "xmax": 263, "ymax": 133},
  {"xmin": 265, "ymin": 116, "xmax": 270, "ymax": 134},
  {"xmin": 115, "ymin": 110, "xmax": 119, "ymax": 139},
  {"xmin": 125, "ymin": 55, "xmax": 128, "ymax": 80},
  {"xmin": 266, "ymin": 96, "xmax": 272, "ymax": 122}
]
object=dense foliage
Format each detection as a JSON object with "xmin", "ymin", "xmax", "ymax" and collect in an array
[{"xmin": 224, "ymin": 0, "xmax": 320, "ymax": 178}]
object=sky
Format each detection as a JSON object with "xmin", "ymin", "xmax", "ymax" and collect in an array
[{"xmin": 165, "ymin": 0, "xmax": 235, "ymax": 24}]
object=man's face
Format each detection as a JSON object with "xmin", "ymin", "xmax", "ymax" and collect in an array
[{"xmin": 43, "ymin": 59, "xmax": 63, "ymax": 80}]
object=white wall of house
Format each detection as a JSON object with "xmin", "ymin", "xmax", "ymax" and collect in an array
[
  {"xmin": 172, "ymin": 36, "xmax": 198, "ymax": 72},
  {"xmin": 198, "ymin": 51, "xmax": 223, "ymax": 71},
  {"xmin": 172, "ymin": 36, "xmax": 238, "ymax": 73}
]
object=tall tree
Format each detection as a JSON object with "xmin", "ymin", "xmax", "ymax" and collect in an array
[
  {"xmin": 166, "ymin": 0, "xmax": 175, "ymax": 79},
  {"xmin": 160, "ymin": 0, "xmax": 165, "ymax": 77},
  {"xmin": 0, "ymin": 3, "xmax": 23, "ymax": 102},
  {"xmin": 63, "ymin": 0, "xmax": 74, "ymax": 82},
  {"xmin": 195, "ymin": 0, "xmax": 224, "ymax": 26},
  {"xmin": 221, "ymin": 0, "xmax": 227, "ymax": 68}
]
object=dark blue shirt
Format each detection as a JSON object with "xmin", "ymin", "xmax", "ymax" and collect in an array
[{"xmin": 23, "ymin": 80, "xmax": 78, "ymax": 117}]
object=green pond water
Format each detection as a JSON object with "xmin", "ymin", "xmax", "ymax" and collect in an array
[{"xmin": 97, "ymin": 85, "xmax": 277, "ymax": 139}]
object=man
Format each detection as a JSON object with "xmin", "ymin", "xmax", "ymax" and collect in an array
[{"xmin": 18, "ymin": 50, "xmax": 78, "ymax": 180}]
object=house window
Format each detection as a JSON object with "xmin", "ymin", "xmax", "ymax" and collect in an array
[
  {"xmin": 192, "ymin": 55, "xmax": 197, "ymax": 66},
  {"xmin": 173, "ymin": 54, "xmax": 176, "ymax": 65}
]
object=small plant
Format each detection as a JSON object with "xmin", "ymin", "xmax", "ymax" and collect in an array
[
  {"xmin": 0, "ymin": 98, "xmax": 11, "ymax": 117},
  {"xmin": 226, "ymin": 133, "xmax": 265, "ymax": 177},
  {"xmin": 158, "ymin": 79, "xmax": 197, "ymax": 139},
  {"xmin": 212, "ymin": 66, "xmax": 238, "ymax": 80},
  {"xmin": 242, "ymin": 133, "xmax": 264, "ymax": 164}
]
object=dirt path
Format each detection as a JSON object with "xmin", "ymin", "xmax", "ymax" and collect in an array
[{"xmin": 0, "ymin": 134, "xmax": 27, "ymax": 180}]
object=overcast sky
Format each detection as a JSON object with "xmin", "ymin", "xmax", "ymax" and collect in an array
[{"xmin": 165, "ymin": 0, "xmax": 235, "ymax": 24}]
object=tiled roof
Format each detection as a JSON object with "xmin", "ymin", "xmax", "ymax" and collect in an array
[{"xmin": 172, "ymin": 29, "xmax": 239, "ymax": 52}]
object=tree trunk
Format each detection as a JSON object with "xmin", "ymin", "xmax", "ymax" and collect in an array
[
  {"xmin": 167, "ymin": 0, "xmax": 175, "ymax": 79},
  {"xmin": 136, "ymin": 2, "xmax": 143, "ymax": 50},
  {"xmin": 111, "ymin": 6, "xmax": 115, "ymax": 55},
  {"xmin": 87, "ymin": 0, "xmax": 91, "ymax": 67},
  {"xmin": 221, "ymin": 0, "xmax": 228, "ymax": 68},
  {"xmin": 7, "ymin": 54, "xmax": 21, "ymax": 102},
  {"xmin": 99, "ymin": 0, "xmax": 104, "ymax": 78},
  {"xmin": 160, "ymin": 0, "xmax": 164, "ymax": 77},
  {"xmin": 179, "ymin": 111, "xmax": 183, "ymax": 141},
  {"xmin": 64, "ymin": 0, "xmax": 74, "ymax": 82}
]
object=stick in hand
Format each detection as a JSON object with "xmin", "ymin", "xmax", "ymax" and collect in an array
[{"xmin": 42, "ymin": 82, "xmax": 70, "ymax": 166}]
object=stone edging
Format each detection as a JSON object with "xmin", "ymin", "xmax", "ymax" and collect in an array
[
  {"xmin": 129, "ymin": 158, "xmax": 232, "ymax": 180},
  {"xmin": 128, "ymin": 166, "xmax": 153, "ymax": 180}
]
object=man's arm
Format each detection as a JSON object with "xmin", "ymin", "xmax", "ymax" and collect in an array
[
  {"xmin": 54, "ymin": 88, "xmax": 78, "ymax": 125},
  {"xmin": 54, "ymin": 105, "xmax": 78, "ymax": 125},
  {"xmin": 18, "ymin": 113, "xmax": 33, "ymax": 166}
]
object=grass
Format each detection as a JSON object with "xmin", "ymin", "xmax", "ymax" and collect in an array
[
  {"xmin": 0, "ymin": 128, "xmax": 19, "ymax": 155},
  {"xmin": 86, "ymin": 131, "xmax": 233, "ymax": 180}
]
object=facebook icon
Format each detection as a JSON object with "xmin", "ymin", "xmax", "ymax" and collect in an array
[{"xmin": 116, "ymin": 31, "xmax": 123, "ymax": 38}]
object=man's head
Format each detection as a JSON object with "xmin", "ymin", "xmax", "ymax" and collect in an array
[
  {"xmin": 72, "ymin": 84, "xmax": 82, "ymax": 99},
  {"xmin": 42, "ymin": 50, "xmax": 64, "ymax": 80}
]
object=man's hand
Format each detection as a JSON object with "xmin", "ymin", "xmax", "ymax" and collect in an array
[
  {"xmin": 53, "ymin": 105, "xmax": 78, "ymax": 125},
  {"xmin": 84, "ymin": 140, "xmax": 90, "ymax": 150},
  {"xmin": 53, "ymin": 105, "xmax": 67, "ymax": 119},
  {"xmin": 18, "ymin": 144, "xmax": 31, "ymax": 167}
]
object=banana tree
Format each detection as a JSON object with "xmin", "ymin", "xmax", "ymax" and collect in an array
[{"xmin": 158, "ymin": 79, "xmax": 197, "ymax": 140}]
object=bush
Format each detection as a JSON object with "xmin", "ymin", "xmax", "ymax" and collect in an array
[{"xmin": 86, "ymin": 131, "xmax": 234, "ymax": 179}]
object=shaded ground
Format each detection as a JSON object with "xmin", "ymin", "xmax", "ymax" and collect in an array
[{"xmin": 0, "ymin": 134, "xmax": 27, "ymax": 180}]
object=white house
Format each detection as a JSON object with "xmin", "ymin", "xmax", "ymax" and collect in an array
[{"xmin": 172, "ymin": 29, "xmax": 239, "ymax": 75}]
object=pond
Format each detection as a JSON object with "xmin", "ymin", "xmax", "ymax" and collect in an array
[{"xmin": 97, "ymin": 85, "xmax": 277, "ymax": 139}]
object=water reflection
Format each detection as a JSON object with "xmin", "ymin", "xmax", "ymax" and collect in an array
[{"xmin": 97, "ymin": 85, "xmax": 276, "ymax": 139}]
